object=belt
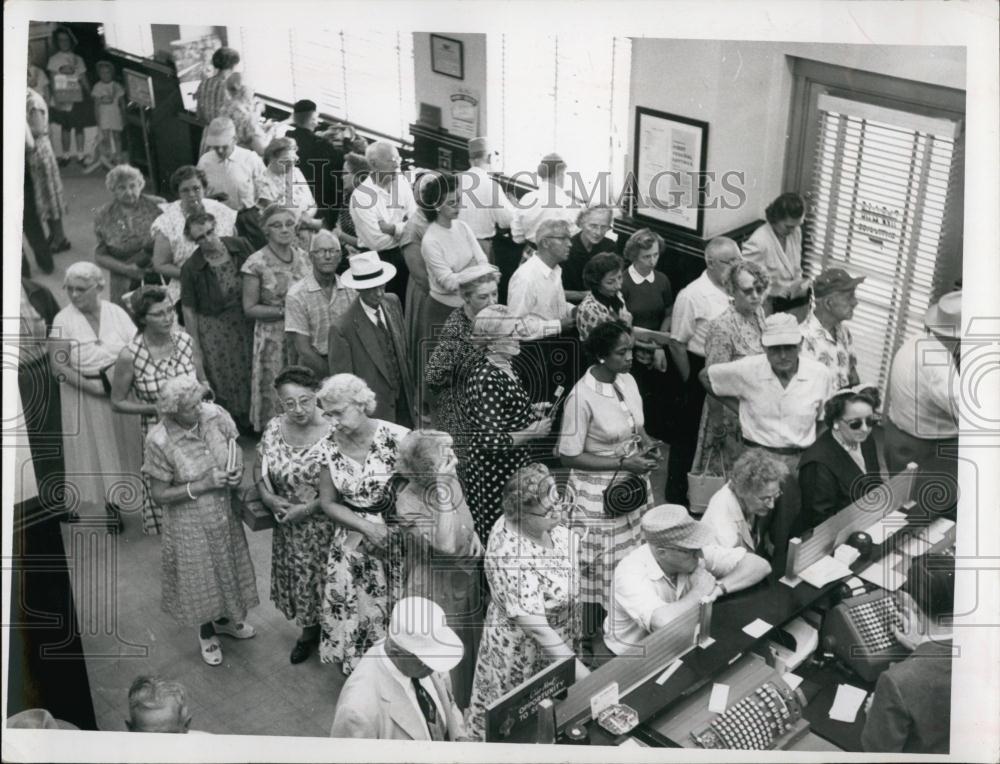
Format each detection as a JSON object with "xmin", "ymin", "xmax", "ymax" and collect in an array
[{"xmin": 741, "ymin": 437, "xmax": 804, "ymax": 456}]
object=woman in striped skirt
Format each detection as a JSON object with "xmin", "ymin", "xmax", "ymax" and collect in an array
[{"xmin": 558, "ymin": 320, "xmax": 661, "ymax": 662}]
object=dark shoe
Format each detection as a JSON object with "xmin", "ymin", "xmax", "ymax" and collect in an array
[
  {"xmin": 51, "ymin": 239, "xmax": 72, "ymax": 254},
  {"xmin": 105, "ymin": 502, "xmax": 124, "ymax": 534},
  {"xmin": 290, "ymin": 638, "xmax": 316, "ymax": 665}
]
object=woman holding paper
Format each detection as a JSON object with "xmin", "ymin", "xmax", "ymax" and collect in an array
[
  {"xmin": 316, "ymin": 374, "xmax": 410, "ymax": 675},
  {"xmin": 141, "ymin": 376, "xmax": 259, "ymax": 667},
  {"xmin": 255, "ymin": 366, "xmax": 336, "ymax": 665}
]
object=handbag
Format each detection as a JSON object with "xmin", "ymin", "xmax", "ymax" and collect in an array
[
  {"xmin": 687, "ymin": 418, "xmax": 728, "ymax": 516},
  {"xmin": 603, "ymin": 384, "xmax": 649, "ymax": 517},
  {"xmin": 233, "ymin": 450, "xmax": 277, "ymax": 531}
]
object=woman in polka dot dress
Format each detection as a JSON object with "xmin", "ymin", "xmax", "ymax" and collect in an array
[{"xmin": 458, "ymin": 306, "xmax": 554, "ymax": 542}]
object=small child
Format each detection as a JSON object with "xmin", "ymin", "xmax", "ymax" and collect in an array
[{"xmin": 90, "ymin": 60, "xmax": 126, "ymax": 170}]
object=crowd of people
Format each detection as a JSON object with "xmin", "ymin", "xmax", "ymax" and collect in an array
[{"xmin": 17, "ymin": 34, "xmax": 962, "ymax": 753}]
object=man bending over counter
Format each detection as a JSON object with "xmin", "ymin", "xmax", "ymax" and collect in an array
[{"xmin": 605, "ymin": 504, "xmax": 771, "ymax": 656}]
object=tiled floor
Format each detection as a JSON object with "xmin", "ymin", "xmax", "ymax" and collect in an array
[{"xmin": 31, "ymin": 164, "xmax": 671, "ymax": 737}]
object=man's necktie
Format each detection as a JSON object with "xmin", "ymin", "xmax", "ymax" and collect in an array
[{"xmin": 411, "ymin": 677, "xmax": 440, "ymax": 739}]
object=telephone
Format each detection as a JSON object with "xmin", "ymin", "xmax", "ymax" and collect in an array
[{"xmin": 820, "ymin": 589, "xmax": 909, "ymax": 682}]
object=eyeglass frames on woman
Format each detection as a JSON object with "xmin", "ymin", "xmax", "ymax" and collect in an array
[
  {"xmin": 843, "ymin": 415, "xmax": 880, "ymax": 430},
  {"xmin": 738, "ymin": 285, "xmax": 767, "ymax": 296},
  {"xmin": 64, "ymin": 283, "xmax": 97, "ymax": 295}
]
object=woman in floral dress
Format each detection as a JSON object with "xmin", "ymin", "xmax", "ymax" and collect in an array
[
  {"xmin": 240, "ymin": 204, "xmax": 311, "ymax": 432},
  {"xmin": 256, "ymin": 366, "xmax": 335, "ymax": 664},
  {"xmin": 466, "ymin": 463, "xmax": 585, "ymax": 740},
  {"xmin": 316, "ymin": 374, "xmax": 410, "ymax": 675},
  {"xmin": 112, "ymin": 286, "xmax": 204, "ymax": 534},
  {"xmin": 693, "ymin": 259, "xmax": 769, "ymax": 476}
]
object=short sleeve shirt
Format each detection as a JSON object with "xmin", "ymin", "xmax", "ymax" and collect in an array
[
  {"xmin": 800, "ymin": 311, "xmax": 858, "ymax": 390},
  {"xmin": 284, "ymin": 273, "xmax": 356, "ymax": 354}
]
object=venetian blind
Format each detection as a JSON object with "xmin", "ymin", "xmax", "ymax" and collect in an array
[
  {"xmin": 803, "ymin": 94, "xmax": 962, "ymax": 394},
  {"xmin": 487, "ymin": 34, "xmax": 631, "ymax": 202}
]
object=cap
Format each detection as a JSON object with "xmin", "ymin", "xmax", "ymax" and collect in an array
[
  {"xmin": 642, "ymin": 504, "xmax": 717, "ymax": 549},
  {"xmin": 813, "ymin": 268, "xmax": 866, "ymax": 298},
  {"xmin": 340, "ymin": 251, "xmax": 397, "ymax": 290},
  {"xmin": 204, "ymin": 116, "xmax": 236, "ymax": 145},
  {"xmin": 388, "ymin": 597, "xmax": 463, "ymax": 673},
  {"xmin": 923, "ymin": 290, "xmax": 961, "ymax": 338},
  {"xmin": 293, "ymin": 99, "xmax": 317, "ymax": 115},
  {"xmin": 761, "ymin": 312, "xmax": 802, "ymax": 347},
  {"xmin": 468, "ymin": 136, "xmax": 489, "ymax": 154}
]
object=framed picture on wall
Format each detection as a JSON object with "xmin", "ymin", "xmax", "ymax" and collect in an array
[
  {"xmin": 633, "ymin": 107, "xmax": 709, "ymax": 235},
  {"xmin": 430, "ymin": 34, "xmax": 464, "ymax": 79}
]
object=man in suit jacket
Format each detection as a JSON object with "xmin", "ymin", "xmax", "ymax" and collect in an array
[
  {"xmin": 330, "ymin": 597, "xmax": 467, "ymax": 741},
  {"xmin": 328, "ymin": 251, "xmax": 416, "ymax": 427},
  {"xmin": 286, "ymin": 99, "xmax": 344, "ymax": 228}
]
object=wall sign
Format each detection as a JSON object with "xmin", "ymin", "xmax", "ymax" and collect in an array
[
  {"xmin": 857, "ymin": 199, "xmax": 902, "ymax": 245},
  {"xmin": 449, "ymin": 88, "xmax": 479, "ymax": 138},
  {"xmin": 431, "ymin": 34, "xmax": 464, "ymax": 80},
  {"xmin": 633, "ymin": 107, "xmax": 709, "ymax": 236}
]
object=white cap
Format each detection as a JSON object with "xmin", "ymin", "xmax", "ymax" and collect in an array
[
  {"xmin": 388, "ymin": 597, "xmax": 463, "ymax": 673},
  {"xmin": 761, "ymin": 312, "xmax": 802, "ymax": 347}
]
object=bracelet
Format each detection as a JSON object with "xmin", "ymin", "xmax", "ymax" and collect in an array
[
  {"xmin": 717, "ymin": 581, "xmax": 728, "ymax": 596},
  {"xmin": 186, "ymin": 482, "xmax": 196, "ymax": 500}
]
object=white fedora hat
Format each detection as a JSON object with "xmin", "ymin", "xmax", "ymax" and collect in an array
[
  {"xmin": 340, "ymin": 251, "xmax": 397, "ymax": 290},
  {"xmin": 924, "ymin": 290, "xmax": 961, "ymax": 338}
]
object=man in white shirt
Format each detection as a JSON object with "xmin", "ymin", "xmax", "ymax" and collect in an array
[
  {"xmin": 605, "ymin": 504, "xmax": 770, "ymax": 656},
  {"xmin": 506, "ymin": 219, "xmax": 577, "ymax": 340},
  {"xmin": 664, "ymin": 237, "xmax": 742, "ymax": 505},
  {"xmin": 800, "ymin": 267, "xmax": 864, "ymax": 389},
  {"xmin": 331, "ymin": 597, "xmax": 467, "ymax": 741},
  {"xmin": 196, "ymin": 117, "xmax": 266, "ymax": 211},
  {"xmin": 510, "ymin": 153, "xmax": 579, "ymax": 247},
  {"xmin": 457, "ymin": 136, "xmax": 514, "ymax": 262},
  {"xmin": 884, "ymin": 291, "xmax": 962, "ymax": 518},
  {"xmin": 348, "ymin": 141, "xmax": 417, "ymax": 307}
]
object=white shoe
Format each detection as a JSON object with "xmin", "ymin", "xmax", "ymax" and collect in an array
[
  {"xmin": 199, "ymin": 635, "xmax": 223, "ymax": 666},
  {"xmin": 214, "ymin": 620, "xmax": 256, "ymax": 639}
]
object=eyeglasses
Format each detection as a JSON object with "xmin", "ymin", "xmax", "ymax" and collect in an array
[
  {"xmin": 755, "ymin": 490, "xmax": 782, "ymax": 505},
  {"xmin": 145, "ymin": 308, "xmax": 175, "ymax": 320},
  {"xmin": 843, "ymin": 415, "xmax": 880, "ymax": 430},
  {"xmin": 64, "ymin": 283, "xmax": 97, "ymax": 295},
  {"xmin": 266, "ymin": 221, "xmax": 297, "ymax": 230},
  {"xmin": 312, "ymin": 248, "xmax": 341, "ymax": 256},
  {"xmin": 584, "ymin": 223, "xmax": 613, "ymax": 232},
  {"xmin": 543, "ymin": 235, "xmax": 571, "ymax": 242},
  {"xmin": 738, "ymin": 285, "xmax": 767, "ymax": 296}
]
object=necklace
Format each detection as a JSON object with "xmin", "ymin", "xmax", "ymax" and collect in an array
[{"xmin": 267, "ymin": 244, "xmax": 294, "ymax": 265}]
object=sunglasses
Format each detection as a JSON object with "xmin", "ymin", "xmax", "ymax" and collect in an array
[
  {"xmin": 738, "ymin": 285, "xmax": 767, "ymax": 296},
  {"xmin": 843, "ymin": 415, "xmax": 880, "ymax": 430}
]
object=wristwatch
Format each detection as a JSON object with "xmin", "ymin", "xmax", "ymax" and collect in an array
[{"xmin": 716, "ymin": 581, "xmax": 729, "ymax": 596}]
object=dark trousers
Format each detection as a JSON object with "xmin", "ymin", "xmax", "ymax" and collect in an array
[
  {"xmin": 23, "ymin": 165, "xmax": 53, "ymax": 274},
  {"xmin": 665, "ymin": 351, "xmax": 707, "ymax": 506},
  {"xmin": 378, "ymin": 247, "xmax": 409, "ymax": 311}
]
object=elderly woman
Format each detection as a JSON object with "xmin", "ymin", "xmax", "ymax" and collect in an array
[
  {"xmin": 333, "ymin": 152, "xmax": 370, "ymax": 253},
  {"xmin": 112, "ymin": 286, "xmax": 203, "ymax": 534},
  {"xmin": 151, "ymin": 165, "xmax": 237, "ymax": 306},
  {"xmin": 559, "ymin": 319, "xmax": 660, "ymax": 653},
  {"xmin": 799, "ymin": 385, "xmax": 884, "ymax": 533},
  {"xmin": 692, "ymin": 259, "xmax": 770, "ymax": 477},
  {"xmin": 221, "ymin": 73, "xmax": 272, "ymax": 155},
  {"xmin": 26, "ymin": 84, "xmax": 70, "ymax": 253},
  {"xmin": 459, "ymin": 305, "xmax": 554, "ymax": 542},
  {"xmin": 466, "ymin": 463, "xmax": 586, "ymax": 740},
  {"xmin": 575, "ymin": 252, "xmax": 633, "ymax": 342},
  {"xmin": 258, "ymin": 137, "xmax": 320, "ymax": 228},
  {"xmin": 421, "ymin": 173, "xmax": 489, "ymax": 336},
  {"xmin": 400, "ymin": 170, "xmax": 439, "ymax": 357},
  {"xmin": 194, "ymin": 46, "xmax": 240, "ymax": 125},
  {"xmin": 241, "ymin": 204, "xmax": 311, "ymax": 432},
  {"xmin": 49, "ymin": 262, "xmax": 143, "ymax": 528},
  {"xmin": 256, "ymin": 366, "xmax": 336, "ymax": 664},
  {"xmin": 179, "ymin": 210, "xmax": 255, "ymax": 428},
  {"xmin": 93, "ymin": 165, "xmax": 166, "ymax": 305},
  {"xmin": 316, "ymin": 374, "xmax": 410, "ymax": 674},
  {"xmin": 701, "ymin": 449, "xmax": 790, "ymax": 558},
  {"xmin": 563, "ymin": 205, "xmax": 617, "ymax": 303},
  {"xmin": 424, "ymin": 265, "xmax": 500, "ymax": 444},
  {"xmin": 742, "ymin": 192, "xmax": 811, "ymax": 320},
  {"xmin": 394, "ymin": 429, "xmax": 485, "ymax": 709},
  {"xmin": 142, "ymin": 375, "xmax": 259, "ymax": 667}
]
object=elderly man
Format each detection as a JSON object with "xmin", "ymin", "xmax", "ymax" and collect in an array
[
  {"xmin": 196, "ymin": 117, "xmax": 267, "ymax": 212},
  {"xmin": 328, "ymin": 251, "xmax": 415, "ymax": 427},
  {"xmin": 801, "ymin": 267, "xmax": 864, "ymax": 389},
  {"xmin": 605, "ymin": 504, "xmax": 771, "ymax": 656},
  {"xmin": 700, "ymin": 312, "xmax": 835, "ymax": 575},
  {"xmin": 507, "ymin": 219, "xmax": 576, "ymax": 340},
  {"xmin": 348, "ymin": 140, "xmax": 417, "ymax": 306},
  {"xmin": 286, "ymin": 99, "xmax": 345, "ymax": 227},
  {"xmin": 456, "ymin": 136, "xmax": 514, "ymax": 262},
  {"xmin": 331, "ymin": 596, "xmax": 467, "ymax": 740},
  {"xmin": 884, "ymin": 291, "xmax": 962, "ymax": 517},
  {"xmin": 285, "ymin": 230, "xmax": 356, "ymax": 376},
  {"xmin": 510, "ymin": 153, "xmax": 579, "ymax": 248},
  {"xmin": 665, "ymin": 236, "xmax": 743, "ymax": 506},
  {"xmin": 126, "ymin": 676, "xmax": 192, "ymax": 733}
]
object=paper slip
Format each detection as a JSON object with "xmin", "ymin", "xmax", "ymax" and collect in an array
[
  {"xmin": 927, "ymin": 518, "xmax": 955, "ymax": 544},
  {"xmin": 708, "ymin": 683, "xmax": 730, "ymax": 714},
  {"xmin": 782, "ymin": 673, "xmax": 804, "ymax": 691},
  {"xmin": 866, "ymin": 510, "xmax": 909, "ymax": 544},
  {"xmin": 655, "ymin": 659, "xmax": 684, "ymax": 685},
  {"xmin": 829, "ymin": 684, "xmax": 868, "ymax": 723},
  {"xmin": 779, "ymin": 574, "xmax": 803, "ymax": 588},
  {"xmin": 799, "ymin": 555, "xmax": 852, "ymax": 588},
  {"xmin": 742, "ymin": 618, "xmax": 773, "ymax": 639},
  {"xmin": 858, "ymin": 555, "xmax": 907, "ymax": 591},
  {"xmin": 590, "ymin": 682, "xmax": 619, "ymax": 719}
]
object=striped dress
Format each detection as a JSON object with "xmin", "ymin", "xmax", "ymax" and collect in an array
[{"xmin": 558, "ymin": 369, "xmax": 653, "ymax": 607}]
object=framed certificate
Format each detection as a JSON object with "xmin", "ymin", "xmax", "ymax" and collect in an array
[
  {"xmin": 430, "ymin": 34, "xmax": 464, "ymax": 80},
  {"xmin": 633, "ymin": 107, "xmax": 709, "ymax": 235}
]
